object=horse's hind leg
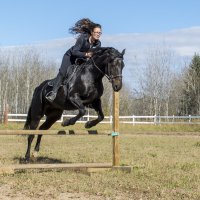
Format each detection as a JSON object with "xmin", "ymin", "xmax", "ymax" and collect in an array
[
  {"xmin": 85, "ymin": 98, "xmax": 104, "ymax": 128},
  {"xmin": 34, "ymin": 110, "xmax": 63, "ymax": 154}
]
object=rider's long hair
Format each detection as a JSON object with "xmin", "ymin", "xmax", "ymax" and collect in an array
[{"xmin": 69, "ymin": 18, "xmax": 101, "ymax": 35}]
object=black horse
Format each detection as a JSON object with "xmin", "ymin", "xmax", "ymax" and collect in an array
[{"xmin": 24, "ymin": 47, "xmax": 125, "ymax": 161}]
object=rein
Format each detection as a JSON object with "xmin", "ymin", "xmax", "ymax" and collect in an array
[
  {"xmin": 91, "ymin": 57, "xmax": 122, "ymax": 82},
  {"xmin": 91, "ymin": 57, "xmax": 111, "ymax": 81}
]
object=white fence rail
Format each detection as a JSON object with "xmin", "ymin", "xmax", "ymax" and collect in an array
[{"xmin": 7, "ymin": 114, "xmax": 200, "ymax": 125}]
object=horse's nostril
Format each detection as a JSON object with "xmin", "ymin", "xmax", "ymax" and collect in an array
[
  {"xmin": 113, "ymin": 84, "xmax": 119, "ymax": 91},
  {"xmin": 112, "ymin": 81, "xmax": 122, "ymax": 92}
]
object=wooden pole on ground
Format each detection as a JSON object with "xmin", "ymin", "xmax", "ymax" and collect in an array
[{"xmin": 112, "ymin": 91, "xmax": 120, "ymax": 166}]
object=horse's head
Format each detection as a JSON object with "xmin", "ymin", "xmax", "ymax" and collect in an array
[
  {"xmin": 106, "ymin": 48, "xmax": 125, "ymax": 91},
  {"xmin": 91, "ymin": 47, "xmax": 125, "ymax": 91}
]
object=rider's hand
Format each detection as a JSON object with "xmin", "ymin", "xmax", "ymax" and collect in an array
[{"xmin": 85, "ymin": 52, "xmax": 93, "ymax": 58}]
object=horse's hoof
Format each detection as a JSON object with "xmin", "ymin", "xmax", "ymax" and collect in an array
[
  {"xmin": 62, "ymin": 119, "xmax": 75, "ymax": 127},
  {"xmin": 61, "ymin": 121, "xmax": 67, "ymax": 127},
  {"xmin": 23, "ymin": 157, "xmax": 30, "ymax": 163},
  {"xmin": 85, "ymin": 122, "xmax": 93, "ymax": 129}
]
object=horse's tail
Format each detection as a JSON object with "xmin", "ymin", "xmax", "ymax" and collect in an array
[
  {"xmin": 24, "ymin": 86, "xmax": 38, "ymax": 130},
  {"xmin": 24, "ymin": 105, "xmax": 32, "ymax": 130},
  {"xmin": 23, "ymin": 80, "xmax": 50, "ymax": 130},
  {"xmin": 23, "ymin": 85, "xmax": 40, "ymax": 130}
]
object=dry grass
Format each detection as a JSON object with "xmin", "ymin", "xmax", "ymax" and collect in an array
[{"xmin": 0, "ymin": 123, "xmax": 200, "ymax": 199}]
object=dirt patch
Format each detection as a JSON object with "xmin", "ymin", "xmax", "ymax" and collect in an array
[
  {"xmin": 0, "ymin": 185, "xmax": 108, "ymax": 200},
  {"xmin": 0, "ymin": 183, "xmax": 137, "ymax": 200}
]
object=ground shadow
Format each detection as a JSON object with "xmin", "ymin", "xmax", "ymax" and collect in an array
[{"xmin": 14, "ymin": 156, "xmax": 72, "ymax": 164}]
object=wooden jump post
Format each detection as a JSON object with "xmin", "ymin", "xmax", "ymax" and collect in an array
[{"xmin": 112, "ymin": 91, "xmax": 120, "ymax": 166}]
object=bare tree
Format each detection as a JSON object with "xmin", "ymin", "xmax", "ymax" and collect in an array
[
  {"xmin": 0, "ymin": 52, "xmax": 9, "ymax": 122},
  {"xmin": 139, "ymin": 45, "xmax": 175, "ymax": 115},
  {"xmin": 0, "ymin": 48, "xmax": 57, "ymax": 116}
]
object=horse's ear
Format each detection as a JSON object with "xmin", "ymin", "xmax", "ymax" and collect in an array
[{"xmin": 121, "ymin": 49, "xmax": 126, "ymax": 56}]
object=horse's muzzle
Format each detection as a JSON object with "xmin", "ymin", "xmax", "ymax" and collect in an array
[{"xmin": 112, "ymin": 78, "xmax": 122, "ymax": 92}]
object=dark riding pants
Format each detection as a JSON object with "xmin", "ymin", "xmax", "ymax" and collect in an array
[
  {"xmin": 52, "ymin": 53, "xmax": 75, "ymax": 93},
  {"xmin": 59, "ymin": 54, "xmax": 73, "ymax": 77},
  {"xmin": 52, "ymin": 72, "xmax": 64, "ymax": 93}
]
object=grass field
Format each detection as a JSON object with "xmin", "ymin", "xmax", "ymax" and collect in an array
[
  {"xmin": 0, "ymin": 122, "xmax": 200, "ymax": 133},
  {"xmin": 0, "ymin": 123, "xmax": 200, "ymax": 199}
]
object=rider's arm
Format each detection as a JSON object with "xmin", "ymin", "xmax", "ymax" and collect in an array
[
  {"xmin": 71, "ymin": 35, "xmax": 87, "ymax": 58},
  {"xmin": 95, "ymin": 40, "xmax": 101, "ymax": 48}
]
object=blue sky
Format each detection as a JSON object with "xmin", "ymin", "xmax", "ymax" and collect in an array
[
  {"xmin": 1, "ymin": 0, "xmax": 200, "ymax": 89},
  {"xmin": 1, "ymin": 0, "xmax": 200, "ymax": 46}
]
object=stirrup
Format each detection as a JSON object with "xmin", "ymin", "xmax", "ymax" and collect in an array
[
  {"xmin": 45, "ymin": 91, "xmax": 57, "ymax": 102},
  {"xmin": 47, "ymin": 81, "xmax": 54, "ymax": 87}
]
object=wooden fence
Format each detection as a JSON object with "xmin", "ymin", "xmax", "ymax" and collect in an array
[{"xmin": 5, "ymin": 114, "xmax": 200, "ymax": 125}]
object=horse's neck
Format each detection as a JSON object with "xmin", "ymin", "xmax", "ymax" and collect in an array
[
  {"xmin": 93, "ymin": 55, "xmax": 107, "ymax": 71},
  {"xmin": 90, "ymin": 59, "xmax": 106, "ymax": 80}
]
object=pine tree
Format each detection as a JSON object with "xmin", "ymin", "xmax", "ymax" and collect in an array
[{"xmin": 182, "ymin": 54, "xmax": 200, "ymax": 115}]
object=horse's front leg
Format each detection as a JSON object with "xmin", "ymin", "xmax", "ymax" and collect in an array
[
  {"xmin": 62, "ymin": 93, "xmax": 86, "ymax": 126},
  {"xmin": 24, "ymin": 119, "xmax": 41, "ymax": 161},
  {"xmin": 85, "ymin": 98, "xmax": 104, "ymax": 128}
]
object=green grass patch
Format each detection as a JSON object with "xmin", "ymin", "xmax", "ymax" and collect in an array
[{"xmin": 0, "ymin": 131, "xmax": 200, "ymax": 199}]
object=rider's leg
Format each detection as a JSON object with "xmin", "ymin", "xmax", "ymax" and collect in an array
[
  {"xmin": 46, "ymin": 54, "xmax": 72, "ymax": 102},
  {"xmin": 59, "ymin": 54, "xmax": 73, "ymax": 79},
  {"xmin": 46, "ymin": 72, "xmax": 64, "ymax": 102}
]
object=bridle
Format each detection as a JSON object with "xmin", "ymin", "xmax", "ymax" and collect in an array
[{"xmin": 91, "ymin": 57, "xmax": 123, "ymax": 82}]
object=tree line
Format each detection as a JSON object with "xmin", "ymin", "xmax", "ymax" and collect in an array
[{"xmin": 0, "ymin": 47, "xmax": 200, "ymax": 123}]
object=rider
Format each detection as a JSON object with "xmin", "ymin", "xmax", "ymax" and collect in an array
[{"xmin": 46, "ymin": 18, "xmax": 102, "ymax": 102}]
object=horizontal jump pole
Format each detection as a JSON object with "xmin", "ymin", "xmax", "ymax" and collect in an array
[{"xmin": 0, "ymin": 130, "xmax": 111, "ymax": 135}]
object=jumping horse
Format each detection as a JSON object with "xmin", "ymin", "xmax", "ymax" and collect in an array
[{"xmin": 24, "ymin": 47, "xmax": 125, "ymax": 161}]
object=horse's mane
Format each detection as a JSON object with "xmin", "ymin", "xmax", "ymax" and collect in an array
[{"xmin": 92, "ymin": 47, "xmax": 122, "ymax": 58}]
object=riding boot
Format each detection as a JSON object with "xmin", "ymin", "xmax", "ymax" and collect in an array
[{"xmin": 46, "ymin": 73, "xmax": 64, "ymax": 102}]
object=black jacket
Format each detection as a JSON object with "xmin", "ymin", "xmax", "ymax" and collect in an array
[
  {"xmin": 65, "ymin": 33, "xmax": 101, "ymax": 58},
  {"xmin": 59, "ymin": 33, "xmax": 101, "ymax": 76}
]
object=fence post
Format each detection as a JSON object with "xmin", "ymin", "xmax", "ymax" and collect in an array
[
  {"xmin": 110, "ymin": 115, "xmax": 113, "ymax": 124},
  {"xmin": 87, "ymin": 109, "xmax": 90, "ymax": 122},
  {"xmin": 60, "ymin": 115, "xmax": 64, "ymax": 123},
  {"xmin": 154, "ymin": 115, "xmax": 157, "ymax": 125},
  {"xmin": 132, "ymin": 115, "xmax": 135, "ymax": 126},
  {"xmin": 189, "ymin": 115, "xmax": 191, "ymax": 123}
]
